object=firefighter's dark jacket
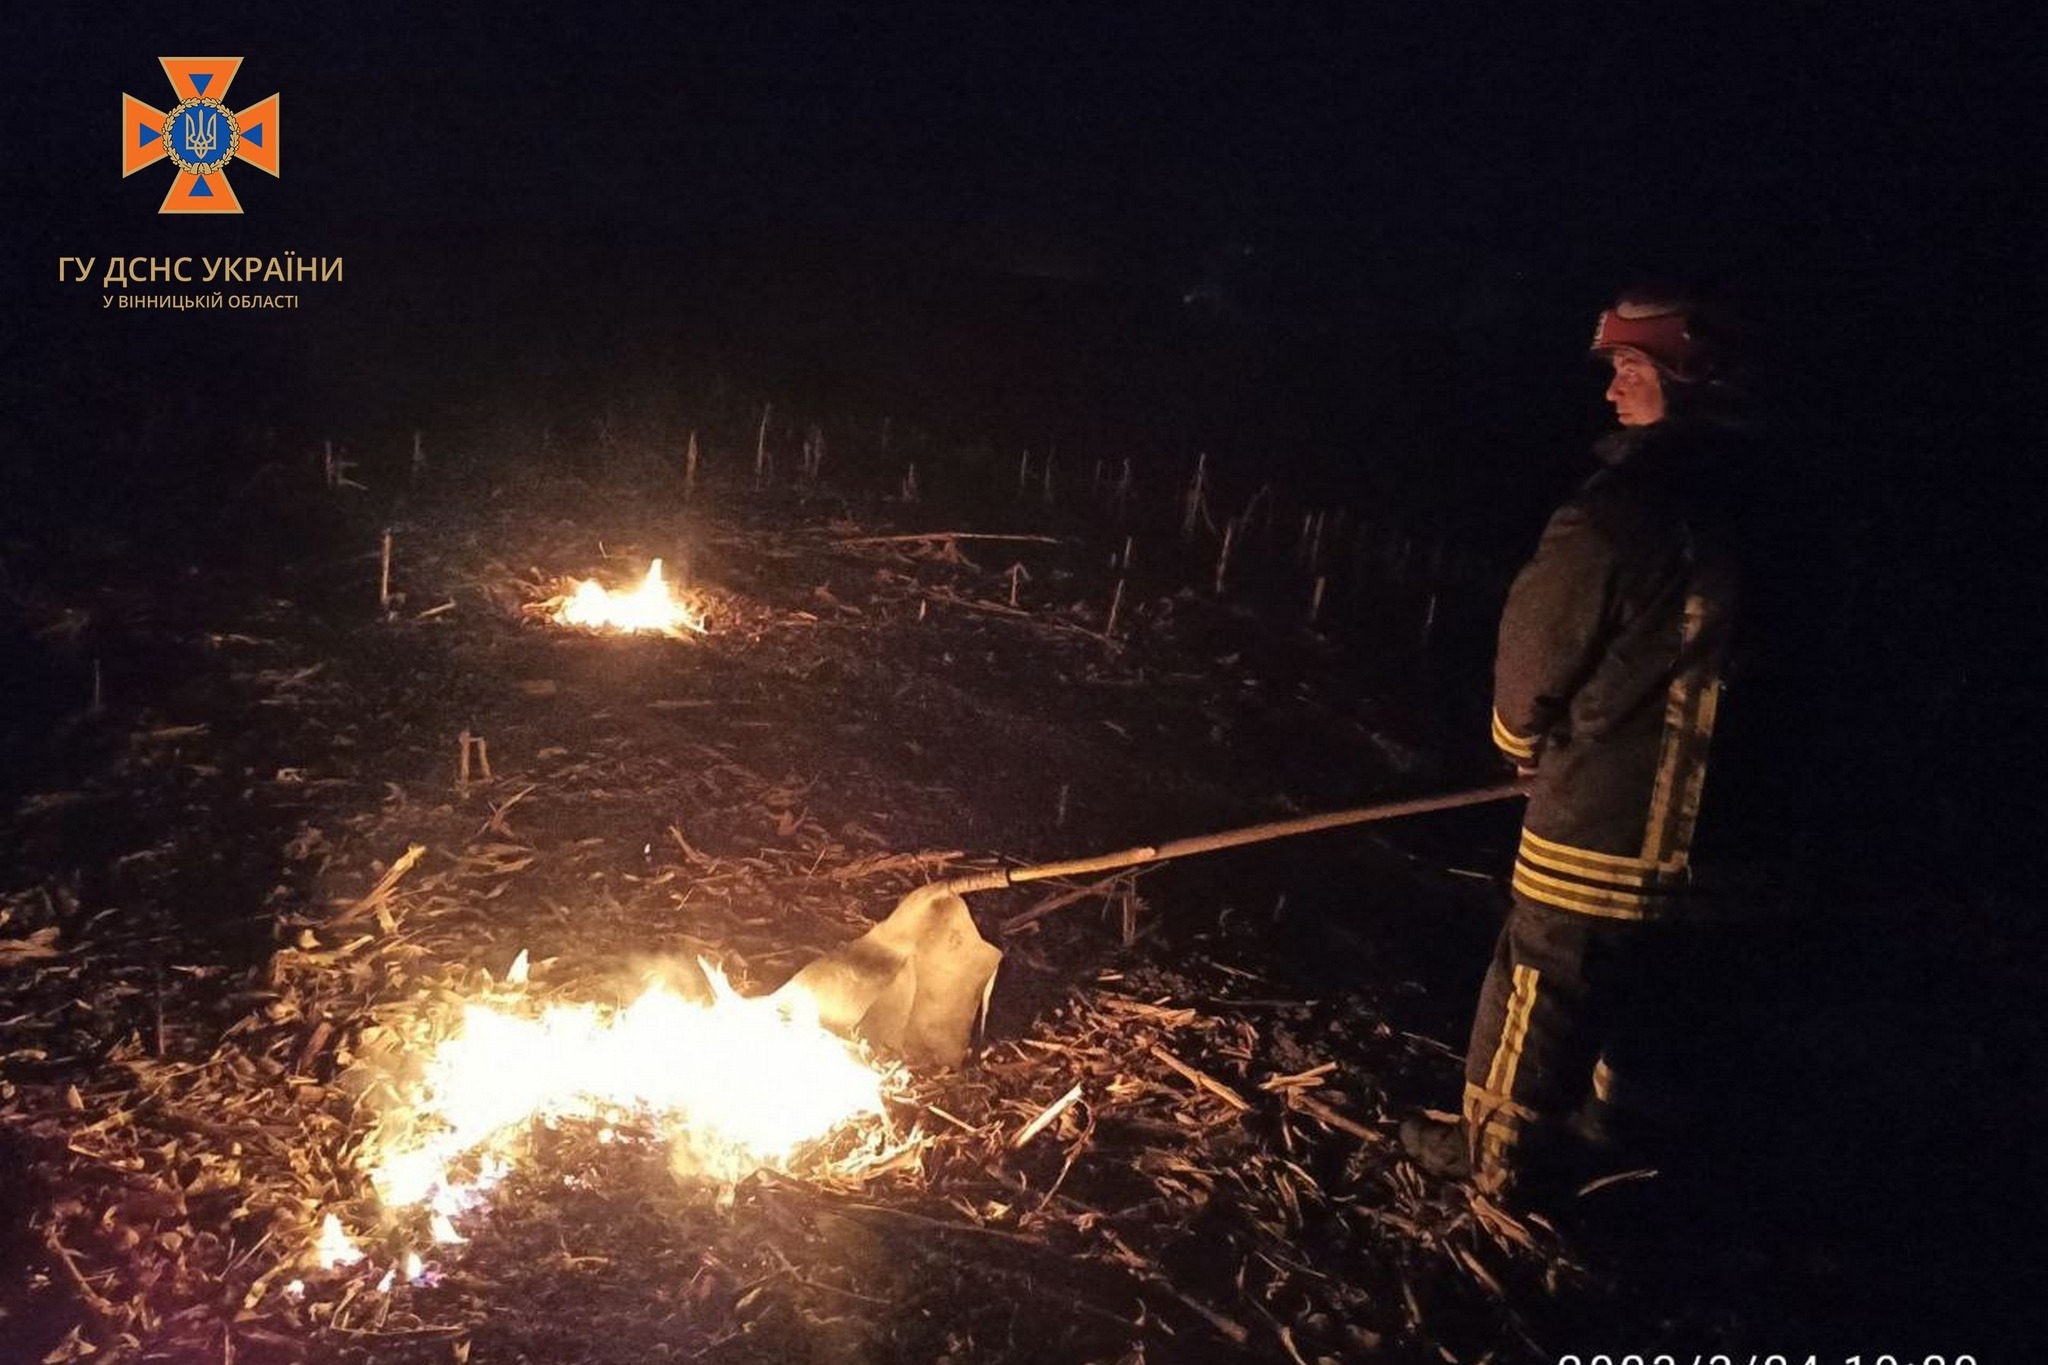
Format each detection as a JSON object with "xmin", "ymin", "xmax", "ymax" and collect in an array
[{"xmin": 1491, "ymin": 419, "xmax": 1745, "ymax": 920}]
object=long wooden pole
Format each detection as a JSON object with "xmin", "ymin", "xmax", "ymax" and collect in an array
[{"xmin": 940, "ymin": 780, "xmax": 1527, "ymax": 894}]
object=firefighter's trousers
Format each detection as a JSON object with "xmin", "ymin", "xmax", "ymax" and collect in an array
[{"xmin": 1462, "ymin": 897, "xmax": 1703, "ymax": 1187}]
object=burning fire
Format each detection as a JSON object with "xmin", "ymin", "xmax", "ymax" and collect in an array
[
  {"xmin": 328, "ymin": 957, "xmax": 892, "ymax": 1272},
  {"xmin": 552, "ymin": 558, "xmax": 706, "ymax": 634},
  {"xmin": 314, "ymin": 1213, "xmax": 364, "ymax": 1270}
]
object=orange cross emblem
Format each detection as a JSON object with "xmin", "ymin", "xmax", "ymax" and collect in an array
[{"xmin": 122, "ymin": 57, "xmax": 279, "ymax": 214}]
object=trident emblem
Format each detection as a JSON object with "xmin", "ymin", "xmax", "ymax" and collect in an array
[{"xmin": 182, "ymin": 107, "xmax": 218, "ymax": 164}]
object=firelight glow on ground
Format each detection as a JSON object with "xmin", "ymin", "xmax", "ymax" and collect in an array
[
  {"xmin": 314, "ymin": 957, "xmax": 898, "ymax": 1274},
  {"xmin": 552, "ymin": 558, "xmax": 707, "ymax": 634}
]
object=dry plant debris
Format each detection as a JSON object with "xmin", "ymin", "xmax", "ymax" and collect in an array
[{"xmin": 2, "ymin": 468, "xmax": 1610, "ymax": 1365}]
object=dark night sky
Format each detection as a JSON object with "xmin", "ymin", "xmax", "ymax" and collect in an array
[
  {"xmin": 11, "ymin": 4, "xmax": 2030, "ymax": 274},
  {"xmin": 3, "ymin": 1, "xmax": 2037, "ymax": 479}
]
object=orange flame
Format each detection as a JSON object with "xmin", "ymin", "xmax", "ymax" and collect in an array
[
  {"xmin": 553, "ymin": 558, "xmax": 706, "ymax": 635},
  {"xmin": 357, "ymin": 960, "xmax": 893, "ymax": 1224}
]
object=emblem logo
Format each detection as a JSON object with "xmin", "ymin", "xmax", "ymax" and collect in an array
[{"xmin": 122, "ymin": 58, "xmax": 279, "ymax": 214}]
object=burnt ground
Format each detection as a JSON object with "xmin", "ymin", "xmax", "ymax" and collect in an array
[{"xmin": 1, "ymin": 421, "xmax": 2041, "ymax": 1365}]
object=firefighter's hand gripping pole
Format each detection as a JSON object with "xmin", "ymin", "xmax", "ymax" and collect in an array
[{"xmin": 776, "ymin": 780, "xmax": 1529, "ymax": 1067}]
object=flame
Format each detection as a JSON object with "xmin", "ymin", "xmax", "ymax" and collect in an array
[
  {"xmin": 553, "ymin": 558, "xmax": 705, "ymax": 634},
  {"xmin": 314, "ymin": 1214, "xmax": 364, "ymax": 1270},
  {"xmin": 358, "ymin": 960, "xmax": 892, "ymax": 1225}
]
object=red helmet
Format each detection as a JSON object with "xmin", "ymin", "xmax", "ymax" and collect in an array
[{"xmin": 1590, "ymin": 296, "xmax": 1717, "ymax": 383}]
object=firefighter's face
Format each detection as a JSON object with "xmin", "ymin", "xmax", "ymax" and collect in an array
[{"xmin": 1604, "ymin": 349, "xmax": 1667, "ymax": 427}]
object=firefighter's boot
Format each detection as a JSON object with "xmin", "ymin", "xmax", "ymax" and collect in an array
[{"xmin": 1398, "ymin": 1115, "xmax": 1472, "ymax": 1180}]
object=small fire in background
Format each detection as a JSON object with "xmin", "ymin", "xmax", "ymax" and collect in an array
[
  {"xmin": 552, "ymin": 558, "xmax": 707, "ymax": 635},
  {"xmin": 311, "ymin": 955, "xmax": 898, "ymax": 1289}
]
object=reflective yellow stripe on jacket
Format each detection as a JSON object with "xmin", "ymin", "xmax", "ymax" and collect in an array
[
  {"xmin": 1642, "ymin": 592, "xmax": 1723, "ymax": 868},
  {"xmin": 1490, "ymin": 708, "xmax": 1540, "ymax": 764},
  {"xmin": 1511, "ymin": 827, "xmax": 1690, "ymax": 921}
]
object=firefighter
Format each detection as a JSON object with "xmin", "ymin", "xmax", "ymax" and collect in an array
[{"xmin": 1402, "ymin": 286, "xmax": 1750, "ymax": 1199}]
